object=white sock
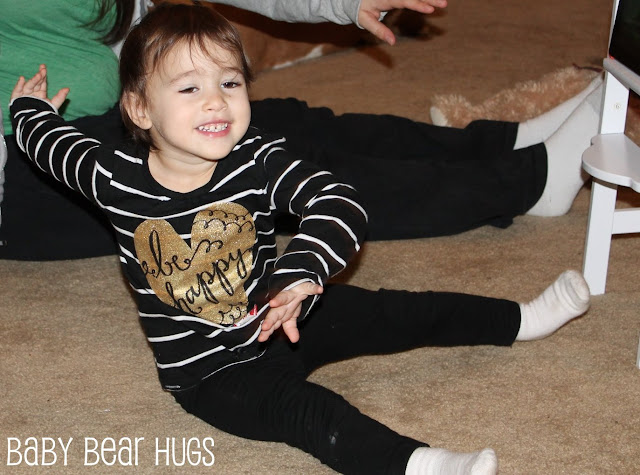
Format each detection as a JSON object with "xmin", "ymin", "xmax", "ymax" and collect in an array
[
  {"xmin": 516, "ymin": 270, "xmax": 590, "ymax": 341},
  {"xmin": 430, "ymin": 106, "xmax": 450, "ymax": 127},
  {"xmin": 513, "ymin": 75, "xmax": 603, "ymax": 150},
  {"xmin": 526, "ymin": 83, "xmax": 603, "ymax": 216},
  {"xmin": 406, "ymin": 447, "xmax": 498, "ymax": 475}
]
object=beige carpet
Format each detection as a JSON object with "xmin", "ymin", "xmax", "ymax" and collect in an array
[{"xmin": 2, "ymin": 0, "xmax": 640, "ymax": 473}]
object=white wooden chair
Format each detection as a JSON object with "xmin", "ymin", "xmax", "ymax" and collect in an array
[{"xmin": 581, "ymin": 0, "xmax": 640, "ymax": 366}]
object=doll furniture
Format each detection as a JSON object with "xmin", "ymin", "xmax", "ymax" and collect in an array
[{"xmin": 581, "ymin": 0, "xmax": 640, "ymax": 365}]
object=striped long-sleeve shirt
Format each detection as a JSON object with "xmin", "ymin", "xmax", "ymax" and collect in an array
[{"xmin": 11, "ymin": 97, "xmax": 368, "ymax": 391}]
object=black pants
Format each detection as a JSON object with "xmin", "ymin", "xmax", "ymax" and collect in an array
[
  {"xmin": 0, "ymin": 99, "xmax": 546, "ymax": 260},
  {"xmin": 251, "ymin": 99, "xmax": 547, "ymax": 240},
  {"xmin": 172, "ymin": 284, "xmax": 521, "ymax": 475}
]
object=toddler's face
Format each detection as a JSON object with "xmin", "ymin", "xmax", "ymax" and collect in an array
[{"xmin": 138, "ymin": 39, "xmax": 251, "ymax": 166}]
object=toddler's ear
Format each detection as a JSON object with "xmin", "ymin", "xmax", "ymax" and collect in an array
[{"xmin": 121, "ymin": 92, "xmax": 152, "ymax": 130}]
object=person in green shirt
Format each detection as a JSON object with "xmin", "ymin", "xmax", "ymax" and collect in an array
[{"xmin": 0, "ymin": 0, "xmax": 601, "ymax": 260}]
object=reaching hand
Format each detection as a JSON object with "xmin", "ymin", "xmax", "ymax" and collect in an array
[
  {"xmin": 358, "ymin": 0, "xmax": 448, "ymax": 45},
  {"xmin": 258, "ymin": 282, "xmax": 323, "ymax": 343},
  {"xmin": 11, "ymin": 64, "xmax": 69, "ymax": 110}
]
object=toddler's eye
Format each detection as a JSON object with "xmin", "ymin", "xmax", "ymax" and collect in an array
[
  {"xmin": 179, "ymin": 87, "xmax": 198, "ymax": 94},
  {"xmin": 221, "ymin": 81, "xmax": 241, "ymax": 89}
]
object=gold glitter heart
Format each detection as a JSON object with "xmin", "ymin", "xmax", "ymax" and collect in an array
[{"xmin": 134, "ymin": 203, "xmax": 255, "ymax": 325}]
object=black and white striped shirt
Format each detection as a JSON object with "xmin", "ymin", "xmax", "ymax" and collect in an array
[{"xmin": 12, "ymin": 97, "xmax": 368, "ymax": 391}]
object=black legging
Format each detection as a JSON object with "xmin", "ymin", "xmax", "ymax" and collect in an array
[
  {"xmin": 0, "ymin": 99, "xmax": 546, "ymax": 260},
  {"xmin": 172, "ymin": 284, "xmax": 520, "ymax": 475},
  {"xmin": 251, "ymin": 98, "xmax": 547, "ymax": 240}
]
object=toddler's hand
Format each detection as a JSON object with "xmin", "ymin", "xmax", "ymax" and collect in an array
[
  {"xmin": 11, "ymin": 64, "xmax": 69, "ymax": 109},
  {"xmin": 258, "ymin": 282, "xmax": 323, "ymax": 343}
]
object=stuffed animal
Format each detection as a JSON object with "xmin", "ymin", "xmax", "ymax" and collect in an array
[{"xmin": 430, "ymin": 65, "xmax": 640, "ymax": 145}]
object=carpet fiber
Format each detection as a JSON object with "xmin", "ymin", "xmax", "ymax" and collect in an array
[{"xmin": 2, "ymin": 0, "xmax": 639, "ymax": 473}]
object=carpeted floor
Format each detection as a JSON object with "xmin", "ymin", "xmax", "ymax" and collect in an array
[{"xmin": 2, "ymin": 0, "xmax": 639, "ymax": 473}]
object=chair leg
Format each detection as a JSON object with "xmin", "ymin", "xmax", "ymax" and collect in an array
[{"xmin": 582, "ymin": 178, "xmax": 618, "ymax": 295}]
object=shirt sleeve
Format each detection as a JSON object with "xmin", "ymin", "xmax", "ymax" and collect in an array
[
  {"xmin": 262, "ymin": 147, "xmax": 368, "ymax": 320},
  {"xmin": 10, "ymin": 96, "xmax": 103, "ymax": 207},
  {"xmin": 118, "ymin": 0, "xmax": 366, "ymax": 55},
  {"xmin": 207, "ymin": 0, "xmax": 362, "ymax": 26}
]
